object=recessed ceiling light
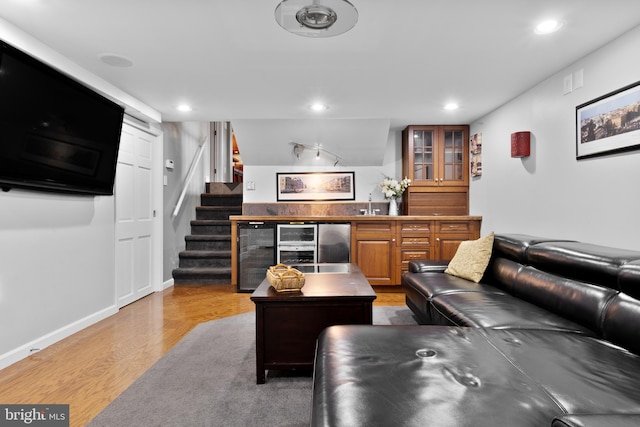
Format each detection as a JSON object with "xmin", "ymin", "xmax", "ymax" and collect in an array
[
  {"xmin": 176, "ymin": 104, "xmax": 192, "ymax": 112},
  {"xmin": 310, "ymin": 103, "xmax": 328, "ymax": 112},
  {"xmin": 535, "ymin": 19, "xmax": 563, "ymax": 35},
  {"xmin": 444, "ymin": 103, "xmax": 459, "ymax": 111},
  {"xmin": 98, "ymin": 53, "xmax": 134, "ymax": 68}
]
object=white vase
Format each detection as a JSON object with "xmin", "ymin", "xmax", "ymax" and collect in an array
[{"xmin": 388, "ymin": 198, "xmax": 399, "ymax": 216}]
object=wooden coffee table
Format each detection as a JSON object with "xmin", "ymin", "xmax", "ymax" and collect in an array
[{"xmin": 250, "ymin": 263, "xmax": 376, "ymax": 384}]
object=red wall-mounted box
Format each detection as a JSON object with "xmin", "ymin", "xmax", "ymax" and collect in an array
[{"xmin": 511, "ymin": 131, "xmax": 531, "ymax": 157}]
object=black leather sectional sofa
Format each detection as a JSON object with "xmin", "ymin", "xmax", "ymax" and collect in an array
[{"xmin": 311, "ymin": 234, "xmax": 640, "ymax": 426}]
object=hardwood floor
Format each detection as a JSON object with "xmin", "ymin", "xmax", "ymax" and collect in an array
[{"xmin": 0, "ymin": 284, "xmax": 405, "ymax": 427}]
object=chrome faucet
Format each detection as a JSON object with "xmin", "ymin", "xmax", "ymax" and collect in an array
[{"xmin": 360, "ymin": 193, "xmax": 379, "ymax": 216}]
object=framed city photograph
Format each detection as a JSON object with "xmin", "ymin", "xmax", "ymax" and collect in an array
[
  {"xmin": 276, "ymin": 172, "xmax": 355, "ymax": 201},
  {"xmin": 576, "ymin": 80, "xmax": 640, "ymax": 159}
]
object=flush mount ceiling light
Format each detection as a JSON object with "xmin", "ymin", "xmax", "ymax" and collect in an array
[
  {"xmin": 535, "ymin": 19, "xmax": 563, "ymax": 35},
  {"xmin": 275, "ymin": 0, "xmax": 358, "ymax": 38},
  {"xmin": 298, "ymin": 5, "xmax": 336, "ymax": 29}
]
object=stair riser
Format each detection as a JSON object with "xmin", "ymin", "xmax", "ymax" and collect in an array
[
  {"xmin": 179, "ymin": 257, "xmax": 231, "ymax": 268},
  {"xmin": 200, "ymin": 195, "xmax": 243, "ymax": 207},
  {"xmin": 173, "ymin": 277, "xmax": 231, "ymax": 285},
  {"xmin": 196, "ymin": 209, "xmax": 241, "ymax": 220},
  {"xmin": 191, "ymin": 224, "xmax": 231, "ymax": 235},
  {"xmin": 172, "ymin": 268, "xmax": 232, "ymax": 285},
  {"xmin": 186, "ymin": 240, "xmax": 231, "ymax": 251}
]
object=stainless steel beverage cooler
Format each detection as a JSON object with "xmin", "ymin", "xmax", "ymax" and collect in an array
[{"xmin": 237, "ymin": 222, "xmax": 276, "ymax": 292}]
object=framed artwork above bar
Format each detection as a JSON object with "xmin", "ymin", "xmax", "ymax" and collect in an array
[{"xmin": 276, "ymin": 172, "xmax": 355, "ymax": 201}]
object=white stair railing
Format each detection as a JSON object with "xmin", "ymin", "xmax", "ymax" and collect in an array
[{"xmin": 172, "ymin": 137, "xmax": 207, "ymax": 218}]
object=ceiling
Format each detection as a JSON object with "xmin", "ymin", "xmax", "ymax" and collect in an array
[{"xmin": 1, "ymin": 0, "xmax": 640, "ymax": 165}]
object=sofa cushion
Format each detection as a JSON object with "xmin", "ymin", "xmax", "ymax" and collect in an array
[
  {"xmin": 526, "ymin": 242, "xmax": 640, "ymax": 289},
  {"xmin": 601, "ymin": 293, "xmax": 640, "ymax": 355},
  {"xmin": 482, "ymin": 257, "xmax": 524, "ymax": 294},
  {"xmin": 402, "ymin": 271, "xmax": 505, "ymax": 300},
  {"xmin": 513, "ymin": 266, "xmax": 618, "ymax": 334},
  {"xmin": 430, "ymin": 292, "xmax": 594, "ymax": 334},
  {"xmin": 445, "ymin": 232, "xmax": 494, "ymax": 282},
  {"xmin": 487, "ymin": 329, "xmax": 640, "ymax": 416},
  {"xmin": 402, "ymin": 272, "xmax": 506, "ymax": 325},
  {"xmin": 619, "ymin": 260, "xmax": 640, "ymax": 299},
  {"xmin": 492, "ymin": 234, "xmax": 575, "ymax": 263}
]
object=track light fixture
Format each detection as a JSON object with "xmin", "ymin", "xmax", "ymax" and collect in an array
[
  {"xmin": 293, "ymin": 143, "xmax": 305, "ymax": 159},
  {"xmin": 290, "ymin": 142, "xmax": 341, "ymax": 166}
]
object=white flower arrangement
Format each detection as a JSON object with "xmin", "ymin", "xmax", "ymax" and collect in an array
[{"xmin": 379, "ymin": 176, "xmax": 411, "ymax": 199}]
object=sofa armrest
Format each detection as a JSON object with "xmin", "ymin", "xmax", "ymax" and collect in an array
[{"xmin": 408, "ymin": 260, "xmax": 449, "ymax": 273}]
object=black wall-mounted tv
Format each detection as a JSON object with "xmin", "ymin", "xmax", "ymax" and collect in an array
[{"xmin": 0, "ymin": 40, "xmax": 125, "ymax": 196}]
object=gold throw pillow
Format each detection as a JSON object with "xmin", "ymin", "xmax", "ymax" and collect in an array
[{"xmin": 444, "ymin": 232, "xmax": 495, "ymax": 283}]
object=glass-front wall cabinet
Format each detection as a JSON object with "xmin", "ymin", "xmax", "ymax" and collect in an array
[
  {"xmin": 443, "ymin": 129, "xmax": 466, "ymax": 183},
  {"xmin": 404, "ymin": 125, "xmax": 469, "ymax": 187},
  {"xmin": 412, "ymin": 128, "xmax": 434, "ymax": 182}
]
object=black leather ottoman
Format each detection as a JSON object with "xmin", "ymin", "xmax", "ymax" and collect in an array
[{"xmin": 311, "ymin": 325, "xmax": 640, "ymax": 427}]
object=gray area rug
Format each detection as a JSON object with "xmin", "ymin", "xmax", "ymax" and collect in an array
[{"xmin": 87, "ymin": 306, "xmax": 418, "ymax": 427}]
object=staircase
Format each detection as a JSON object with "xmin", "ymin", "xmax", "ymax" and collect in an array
[{"xmin": 172, "ymin": 184, "xmax": 242, "ymax": 285}]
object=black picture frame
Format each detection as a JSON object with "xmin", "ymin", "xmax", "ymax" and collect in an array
[
  {"xmin": 276, "ymin": 172, "xmax": 355, "ymax": 201},
  {"xmin": 576, "ymin": 80, "xmax": 640, "ymax": 159}
]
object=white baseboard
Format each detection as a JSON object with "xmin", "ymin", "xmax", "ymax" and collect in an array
[
  {"xmin": 0, "ymin": 304, "xmax": 118, "ymax": 371},
  {"xmin": 163, "ymin": 278, "xmax": 174, "ymax": 290}
]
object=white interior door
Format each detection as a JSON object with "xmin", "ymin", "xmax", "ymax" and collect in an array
[{"xmin": 115, "ymin": 123, "xmax": 156, "ymax": 307}]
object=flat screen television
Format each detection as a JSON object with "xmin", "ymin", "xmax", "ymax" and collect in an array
[{"xmin": 0, "ymin": 40, "xmax": 125, "ymax": 195}]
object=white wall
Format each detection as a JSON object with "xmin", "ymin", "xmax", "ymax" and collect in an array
[
  {"xmin": 470, "ymin": 25, "xmax": 640, "ymax": 250},
  {"xmin": 242, "ymin": 129, "xmax": 403, "ymax": 203},
  {"xmin": 0, "ymin": 191, "xmax": 118, "ymax": 368}
]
